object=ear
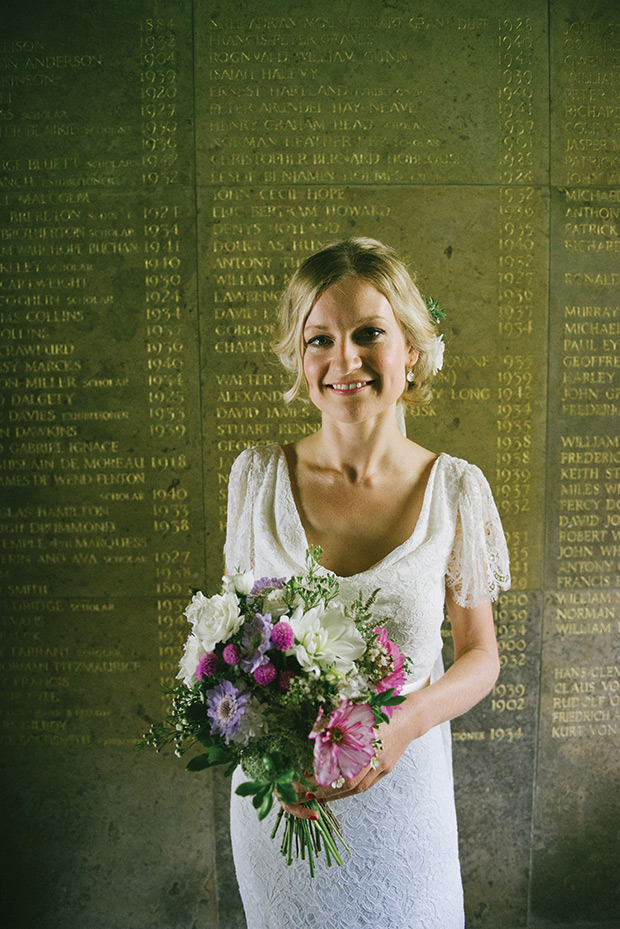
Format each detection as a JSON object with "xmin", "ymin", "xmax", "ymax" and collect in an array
[{"xmin": 407, "ymin": 346, "xmax": 419, "ymax": 366}]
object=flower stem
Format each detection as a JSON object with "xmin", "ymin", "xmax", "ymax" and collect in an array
[{"xmin": 277, "ymin": 801, "xmax": 350, "ymax": 875}]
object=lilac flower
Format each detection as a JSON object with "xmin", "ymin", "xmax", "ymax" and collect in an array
[
  {"xmin": 240, "ymin": 613, "xmax": 273, "ymax": 673},
  {"xmin": 196, "ymin": 651, "xmax": 219, "ymax": 680},
  {"xmin": 250, "ymin": 576, "xmax": 285, "ymax": 597},
  {"xmin": 206, "ymin": 681, "xmax": 249, "ymax": 740}
]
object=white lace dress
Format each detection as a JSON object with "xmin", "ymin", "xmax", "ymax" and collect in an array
[{"xmin": 224, "ymin": 444, "xmax": 510, "ymax": 929}]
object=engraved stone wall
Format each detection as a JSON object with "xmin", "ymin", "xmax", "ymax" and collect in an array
[{"xmin": 1, "ymin": 1, "xmax": 619, "ymax": 927}]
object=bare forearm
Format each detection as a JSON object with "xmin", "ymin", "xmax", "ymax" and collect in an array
[
  {"xmin": 405, "ymin": 643, "xmax": 500, "ymax": 739},
  {"xmin": 282, "ymin": 596, "xmax": 500, "ymax": 810}
]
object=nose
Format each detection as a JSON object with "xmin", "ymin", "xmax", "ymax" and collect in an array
[{"xmin": 333, "ymin": 336, "xmax": 362, "ymax": 375}]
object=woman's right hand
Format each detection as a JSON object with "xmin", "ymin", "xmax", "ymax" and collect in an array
[{"xmin": 277, "ymin": 780, "xmax": 320, "ymax": 821}]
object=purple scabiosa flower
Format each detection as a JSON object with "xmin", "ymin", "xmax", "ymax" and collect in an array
[
  {"xmin": 240, "ymin": 612, "xmax": 273, "ymax": 673},
  {"xmin": 206, "ymin": 680, "xmax": 249, "ymax": 740},
  {"xmin": 271, "ymin": 620, "xmax": 294, "ymax": 651},
  {"xmin": 196, "ymin": 651, "xmax": 219, "ymax": 680},
  {"xmin": 253, "ymin": 662, "xmax": 277, "ymax": 686},
  {"xmin": 250, "ymin": 576, "xmax": 285, "ymax": 597},
  {"xmin": 222, "ymin": 643, "xmax": 241, "ymax": 666}
]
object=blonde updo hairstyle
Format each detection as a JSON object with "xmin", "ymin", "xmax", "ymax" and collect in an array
[{"xmin": 274, "ymin": 236, "xmax": 438, "ymax": 406}]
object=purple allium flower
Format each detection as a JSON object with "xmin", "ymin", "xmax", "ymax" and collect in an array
[
  {"xmin": 271, "ymin": 620, "xmax": 294, "ymax": 651},
  {"xmin": 278, "ymin": 669, "xmax": 296, "ymax": 692},
  {"xmin": 222, "ymin": 643, "xmax": 241, "ymax": 666},
  {"xmin": 240, "ymin": 613, "xmax": 273, "ymax": 673},
  {"xmin": 206, "ymin": 680, "xmax": 249, "ymax": 740},
  {"xmin": 250, "ymin": 576, "xmax": 285, "ymax": 597},
  {"xmin": 254, "ymin": 662, "xmax": 277, "ymax": 686},
  {"xmin": 196, "ymin": 651, "xmax": 219, "ymax": 680}
]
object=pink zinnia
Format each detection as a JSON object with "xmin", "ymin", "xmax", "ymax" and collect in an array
[
  {"xmin": 374, "ymin": 627, "xmax": 406, "ymax": 717},
  {"xmin": 309, "ymin": 700, "xmax": 375, "ymax": 786}
]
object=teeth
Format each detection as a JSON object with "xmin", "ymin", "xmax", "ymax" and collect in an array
[{"xmin": 331, "ymin": 382, "xmax": 366, "ymax": 391}]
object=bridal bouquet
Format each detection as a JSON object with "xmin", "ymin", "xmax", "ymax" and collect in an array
[{"xmin": 144, "ymin": 549, "xmax": 410, "ymax": 875}]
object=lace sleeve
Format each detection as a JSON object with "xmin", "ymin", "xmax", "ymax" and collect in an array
[
  {"xmin": 445, "ymin": 463, "xmax": 511, "ymax": 607},
  {"xmin": 223, "ymin": 447, "xmax": 255, "ymax": 574}
]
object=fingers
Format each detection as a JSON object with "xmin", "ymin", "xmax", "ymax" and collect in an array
[
  {"xmin": 279, "ymin": 800, "xmax": 319, "ymax": 821},
  {"xmin": 317, "ymin": 766, "xmax": 387, "ymax": 801}
]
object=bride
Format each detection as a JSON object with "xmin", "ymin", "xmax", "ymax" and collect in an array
[{"xmin": 225, "ymin": 236, "xmax": 510, "ymax": 929}]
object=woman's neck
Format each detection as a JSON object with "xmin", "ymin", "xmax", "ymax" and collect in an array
[{"xmin": 303, "ymin": 409, "xmax": 411, "ymax": 483}]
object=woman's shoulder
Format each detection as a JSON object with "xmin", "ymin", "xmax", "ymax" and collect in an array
[
  {"xmin": 436, "ymin": 451, "xmax": 484, "ymax": 478},
  {"xmin": 432, "ymin": 451, "xmax": 494, "ymax": 498},
  {"xmin": 402, "ymin": 441, "xmax": 477, "ymax": 485},
  {"xmin": 230, "ymin": 442, "xmax": 282, "ymax": 479}
]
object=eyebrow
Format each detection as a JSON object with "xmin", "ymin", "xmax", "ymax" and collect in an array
[{"xmin": 304, "ymin": 315, "xmax": 386, "ymax": 333}]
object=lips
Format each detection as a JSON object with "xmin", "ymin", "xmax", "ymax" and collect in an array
[{"xmin": 327, "ymin": 380, "xmax": 371, "ymax": 393}]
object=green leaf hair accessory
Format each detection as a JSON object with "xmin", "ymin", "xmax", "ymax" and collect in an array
[
  {"xmin": 423, "ymin": 296, "xmax": 446, "ymax": 374},
  {"xmin": 424, "ymin": 296, "xmax": 447, "ymax": 325}
]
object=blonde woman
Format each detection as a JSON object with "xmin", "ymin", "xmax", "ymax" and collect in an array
[{"xmin": 225, "ymin": 237, "xmax": 510, "ymax": 929}]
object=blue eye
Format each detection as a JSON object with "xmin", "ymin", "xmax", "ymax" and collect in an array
[
  {"xmin": 305, "ymin": 335, "xmax": 332, "ymax": 348},
  {"xmin": 357, "ymin": 327, "xmax": 384, "ymax": 340}
]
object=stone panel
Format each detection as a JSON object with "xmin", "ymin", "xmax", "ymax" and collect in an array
[{"xmin": 0, "ymin": 1, "xmax": 619, "ymax": 928}]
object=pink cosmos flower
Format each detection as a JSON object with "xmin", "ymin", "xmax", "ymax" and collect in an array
[
  {"xmin": 374, "ymin": 627, "xmax": 406, "ymax": 717},
  {"xmin": 309, "ymin": 700, "xmax": 375, "ymax": 786}
]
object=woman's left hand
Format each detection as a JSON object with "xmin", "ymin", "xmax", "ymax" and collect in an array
[
  {"xmin": 281, "ymin": 690, "xmax": 424, "ymax": 816},
  {"xmin": 283, "ymin": 593, "xmax": 501, "ymax": 817}
]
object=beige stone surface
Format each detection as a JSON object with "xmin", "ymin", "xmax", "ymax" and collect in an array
[{"xmin": 1, "ymin": 0, "xmax": 618, "ymax": 926}]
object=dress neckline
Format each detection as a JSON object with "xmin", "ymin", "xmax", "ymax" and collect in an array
[{"xmin": 275, "ymin": 445, "xmax": 445, "ymax": 579}]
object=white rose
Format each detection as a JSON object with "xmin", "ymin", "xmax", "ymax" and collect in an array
[
  {"xmin": 222, "ymin": 570, "xmax": 255, "ymax": 595},
  {"xmin": 176, "ymin": 633, "xmax": 203, "ymax": 687},
  {"xmin": 184, "ymin": 590, "xmax": 243, "ymax": 651},
  {"xmin": 287, "ymin": 600, "xmax": 366, "ymax": 677},
  {"xmin": 427, "ymin": 333, "xmax": 445, "ymax": 375}
]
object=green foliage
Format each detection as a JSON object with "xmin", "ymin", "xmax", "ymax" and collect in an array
[
  {"xmin": 424, "ymin": 295, "xmax": 447, "ymax": 325},
  {"xmin": 346, "ymin": 588, "xmax": 381, "ymax": 636},
  {"xmin": 368, "ymin": 688, "xmax": 407, "ymax": 725},
  {"xmin": 283, "ymin": 547, "xmax": 341, "ymax": 611},
  {"xmin": 234, "ymin": 751, "xmax": 299, "ymax": 820}
]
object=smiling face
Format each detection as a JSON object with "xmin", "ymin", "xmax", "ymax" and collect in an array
[{"xmin": 302, "ymin": 276, "xmax": 418, "ymax": 424}]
